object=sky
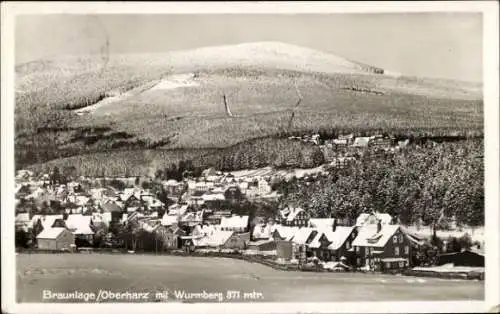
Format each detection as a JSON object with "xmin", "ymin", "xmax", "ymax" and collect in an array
[{"xmin": 15, "ymin": 13, "xmax": 483, "ymax": 82}]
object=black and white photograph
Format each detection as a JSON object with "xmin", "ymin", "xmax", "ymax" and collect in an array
[{"xmin": 1, "ymin": 2, "xmax": 499, "ymax": 314}]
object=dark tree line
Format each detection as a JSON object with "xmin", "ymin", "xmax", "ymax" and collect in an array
[{"xmin": 276, "ymin": 140, "xmax": 484, "ymax": 231}]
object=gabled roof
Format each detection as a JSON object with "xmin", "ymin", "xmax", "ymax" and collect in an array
[
  {"xmin": 36, "ymin": 227, "xmax": 69, "ymax": 239},
  {"xmin": 65, "ymin": 214, "xmax": 93, "ymax": 234},
  {"xmin": 220, "ymin": 215, "xmax": 249, "ymax": 229},
  {"xmin": 291, "ymin": 227, "xmax": 315, "ymax": 245},
  {"xmin": 324, "ymin": 226, "xmax": 355, "ymax": 250},
  {"xmin": 272, "ymin": 225, "xmax": 299, "ymax": 241},
  {"xmin": 38, "ymin": 215, "xmax": 63, "ymax": 230},
  {"xmin": 252, "ymin": 223, "xmax": 272, "ymax": 239},
  {"xmin": 202, "ymin": 193, "xmax": 225, "ymax": 201},
  {"xmin": 193, "ymin": 230, "xmax": 234, "ymax": 247},
  {"xmin": 101, "ymin": 202, "xmax": 122, "ymax": 213},
  {"xmin": 352, "ymin": 225, "xmax": 401, "ymax": 248}
]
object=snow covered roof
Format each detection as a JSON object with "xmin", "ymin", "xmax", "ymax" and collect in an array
[
  {"xmin": 65, "ymin": 214, "xmax": 93, "ymax": 234},
  {"xmin": 285, "ymin": 207, "xmax": 306, "ymax": 222},
  {"xmin": 161, "ymin": 214, "xmax": 178, "ymax": 226},
  {"xmin": 193, "ymin": 230, "xmax": 234, "ymax": 247},
  {"xmin": 36, "ymin": 227, "xmax": 69, "ymax": 239},
  {"xmin": 352, "ymin": 224, "xmax": 401, "ymax": 248},
  {"xmin": 165, "ymin": 179, "xmax": 180, "ymax": 186},
  {"xmin": 38, "ymin": 215, "xmax": 63, "ymax": 230},
  {"xmin": 272, "ymin": 225, "xmax": 299, "ymax": 241},
  {"xmin": 102, "ymin": 202, "xmax": 122, "ymax": 213},
  {"xmin": 353, "ymin": 137, "xmax": 371, "ymax": 147},
  {"xmin": 252, "ymin": 223, "xmax": 272, "ymax": 239},
  {"xmin": 220, "ymin": 215, "xmax": 249, "ymax": 229},
  {"xmin": 202, "ymin": 193, "xmax": 225, "ymax": 201},
  {"xmin": 292, "ymin": 227, "xmax": 316, "ymax": 245},
  {"xmin": 324, "ymin": 226, "xmax": 355, "ymax": 250}
]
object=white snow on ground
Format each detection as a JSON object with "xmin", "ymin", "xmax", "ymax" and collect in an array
[
  {"xmin": 74, "ymin": 94, "xmax": 130, "ymax": 115},
  {"xmin": 74, "ymin": 73, "xmax": 198, "ymax": 115},
  {"xmin": 413, "ymin": 265, "xmax": 485, "ymax": 273},
  {"xmin": 229, "ymin": 165, "xmax": 327, "ymax": 180},
  {"xmin": 150, "ymin": 73, "xmax": 199, "ymax": 91}
]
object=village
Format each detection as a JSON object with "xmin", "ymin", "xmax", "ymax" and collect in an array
[{"xmin": 14, "ymin": 133, "xmax": 484, "ymax": 277}]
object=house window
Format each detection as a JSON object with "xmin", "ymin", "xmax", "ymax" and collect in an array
[
  {"xmin": 356, "ymin": 258, "xmax": 361, "ymax": 266},
  {"xmin": 346, "ymin": 242, "xmax": 350, "ymax": 250},
  {"xmin": 355, "ymin": 246, "xmax": 360, "ymax": 253},
  {"xmin": 394, "ymin": 246, "xmax": 400, "ymax": 256},
  {"xmin": 399, "ymin": 235, "xmax": 403, "ymax": 243},
  {"xmin": 365, "ymin": 248, "xmax": 370, "ymax": 256},
  {"xmin": 399, "ymin": 261, "xmax": 404, "ymax": 268},
  {"xmin": 393, "ymin": 236, "xmax": 398, "ymax": 244},
  {"xmin": 404, "ymin": 246, "xmax": 409, "ymax": 255},
  {"xmin": 385, "ymin": 262, "xmax": 391, "ymax": 269}
]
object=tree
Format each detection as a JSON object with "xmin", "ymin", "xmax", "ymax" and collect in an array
[{"xmin": 51, "ymin": 166, "xmax": 61, "ymax": 185}]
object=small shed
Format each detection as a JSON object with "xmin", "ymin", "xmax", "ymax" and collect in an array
[{"xmin": 36, "ymin": 227, "xmax": 75, "ymax": 251}]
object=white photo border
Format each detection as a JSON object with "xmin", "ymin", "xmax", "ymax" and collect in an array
[{"xmin": 1, "ymin": 1, "xmax": 498, "ymax": 313}]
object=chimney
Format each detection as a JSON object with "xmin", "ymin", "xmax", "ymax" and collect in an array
[
  {"xmin": 376, "ymin": 219, "xmax": 382, "ymax": 233},
  {"xmin": 332, "ymin": 219, "xmax": 337, "ymax": 232}
]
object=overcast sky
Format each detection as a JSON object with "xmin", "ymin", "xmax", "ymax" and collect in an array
[{"xmin": 15, "ymin": 13, "xmax": 482, "ymax": 82}]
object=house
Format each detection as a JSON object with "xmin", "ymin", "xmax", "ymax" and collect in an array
[
  {"xmin": 64, "ymin": 214, "xmax": 94, "ymax": 246},
  {"xmin": 65, "ymin": 214, "xmax": 93, "ymax": 233},
  {"xmin": 307, "ymin": 225, "xmax": 357, "ymax": 262},
  {"xmin": 252, "ymin": 223, "xmax": 273, "ymax": 240},
  {"xmin": 356, "ymin": 212, "xmax": 392, "ymax": 227},
  {"xmin": 247, "ymin": 239, "xmax": 276, "ymax": 251},
  {"xmin": 167, "ymin": 204, "xmax": 189, "ymax": 216},
  {"xmin": 329, "ymin": 157, "xmax": 356, "ymax": 169},
  {"xmin": 220, "ymin": 215, "xmax": 249, "ymax": 233},
  {"xmin": 161, "ymin": 212, "xmax": 179, "ymax": 226},
  {"xmin": 351, "ymin": 222, "xmax": 412, "ymax": 271},
  {"xmin": 352, "ymin": 137, "xmax": 371, "ymax": 148},
  {"xmin": 180, "ymin": 211, "xmax": 204, "ymax": 227},
  {"xmin": 398, "ymin": 139, "xmax": 410, "ymax": 149},
  {"xmin": 437, "ymin": 248, "xmax": 484, "ymax": 267},
  {"xmin": 192, "ymin": 230, "xmax": 249, "ymax": 250},
  {"xmin": 371, "ymin": 136, "xmax": 393, "ymax": 148},
  {"xmin": 36, "ymin": 227, "xmax": 75, "ymax": 251},
  {"xmin": 272, "ymin": 225, "xmax": 299, "ymax": 241},
  {"xmin": 204, "ymin": 210, "xmax": 232, "ymax": 225},
  {"xmin": 223, "ymin": 185, "xmax": 244, "ymax": 204},
  {"xmin": 92, "ymin": 212, "xmax": 112, "ymax": 227},
  {"xmin": 140, "ymin": 194, "xmax": 165, "ymax": 211},
  {"xmin": 202, "ymin": 168, "xmax": 218, "ymax": 178},
  {"xmin": 163, "ymin": 179, "xmax": 184, "ymax": 194},
  {"xmin": 332, "ymin": 138, "xmax": 349, "ymax": 146},
  {"xmin": 33, "ymin": 215, "xmax": 64, "ymax": 231},
  {"xmin": 277, "ymin": 207, "xmax": 310, "ymax": 227},
  {"xmin": 153, "ymin": 224, "xmax": 185, "ymax": 250},
  {"xmin": 101, "ymin": 202, "xmax": 123, "ymax": 222},
  {"xmin": 187, "ymin": 190, "xmax": 206, "ymax": 206},
  {"xmin": 15, "ymin": 213, "xmax": 31, "ymax": 228}
]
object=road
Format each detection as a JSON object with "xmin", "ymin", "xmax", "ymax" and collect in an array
[{"xmin": 16, "ymin": 253, "xmax": 484, "ymax": 303}]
